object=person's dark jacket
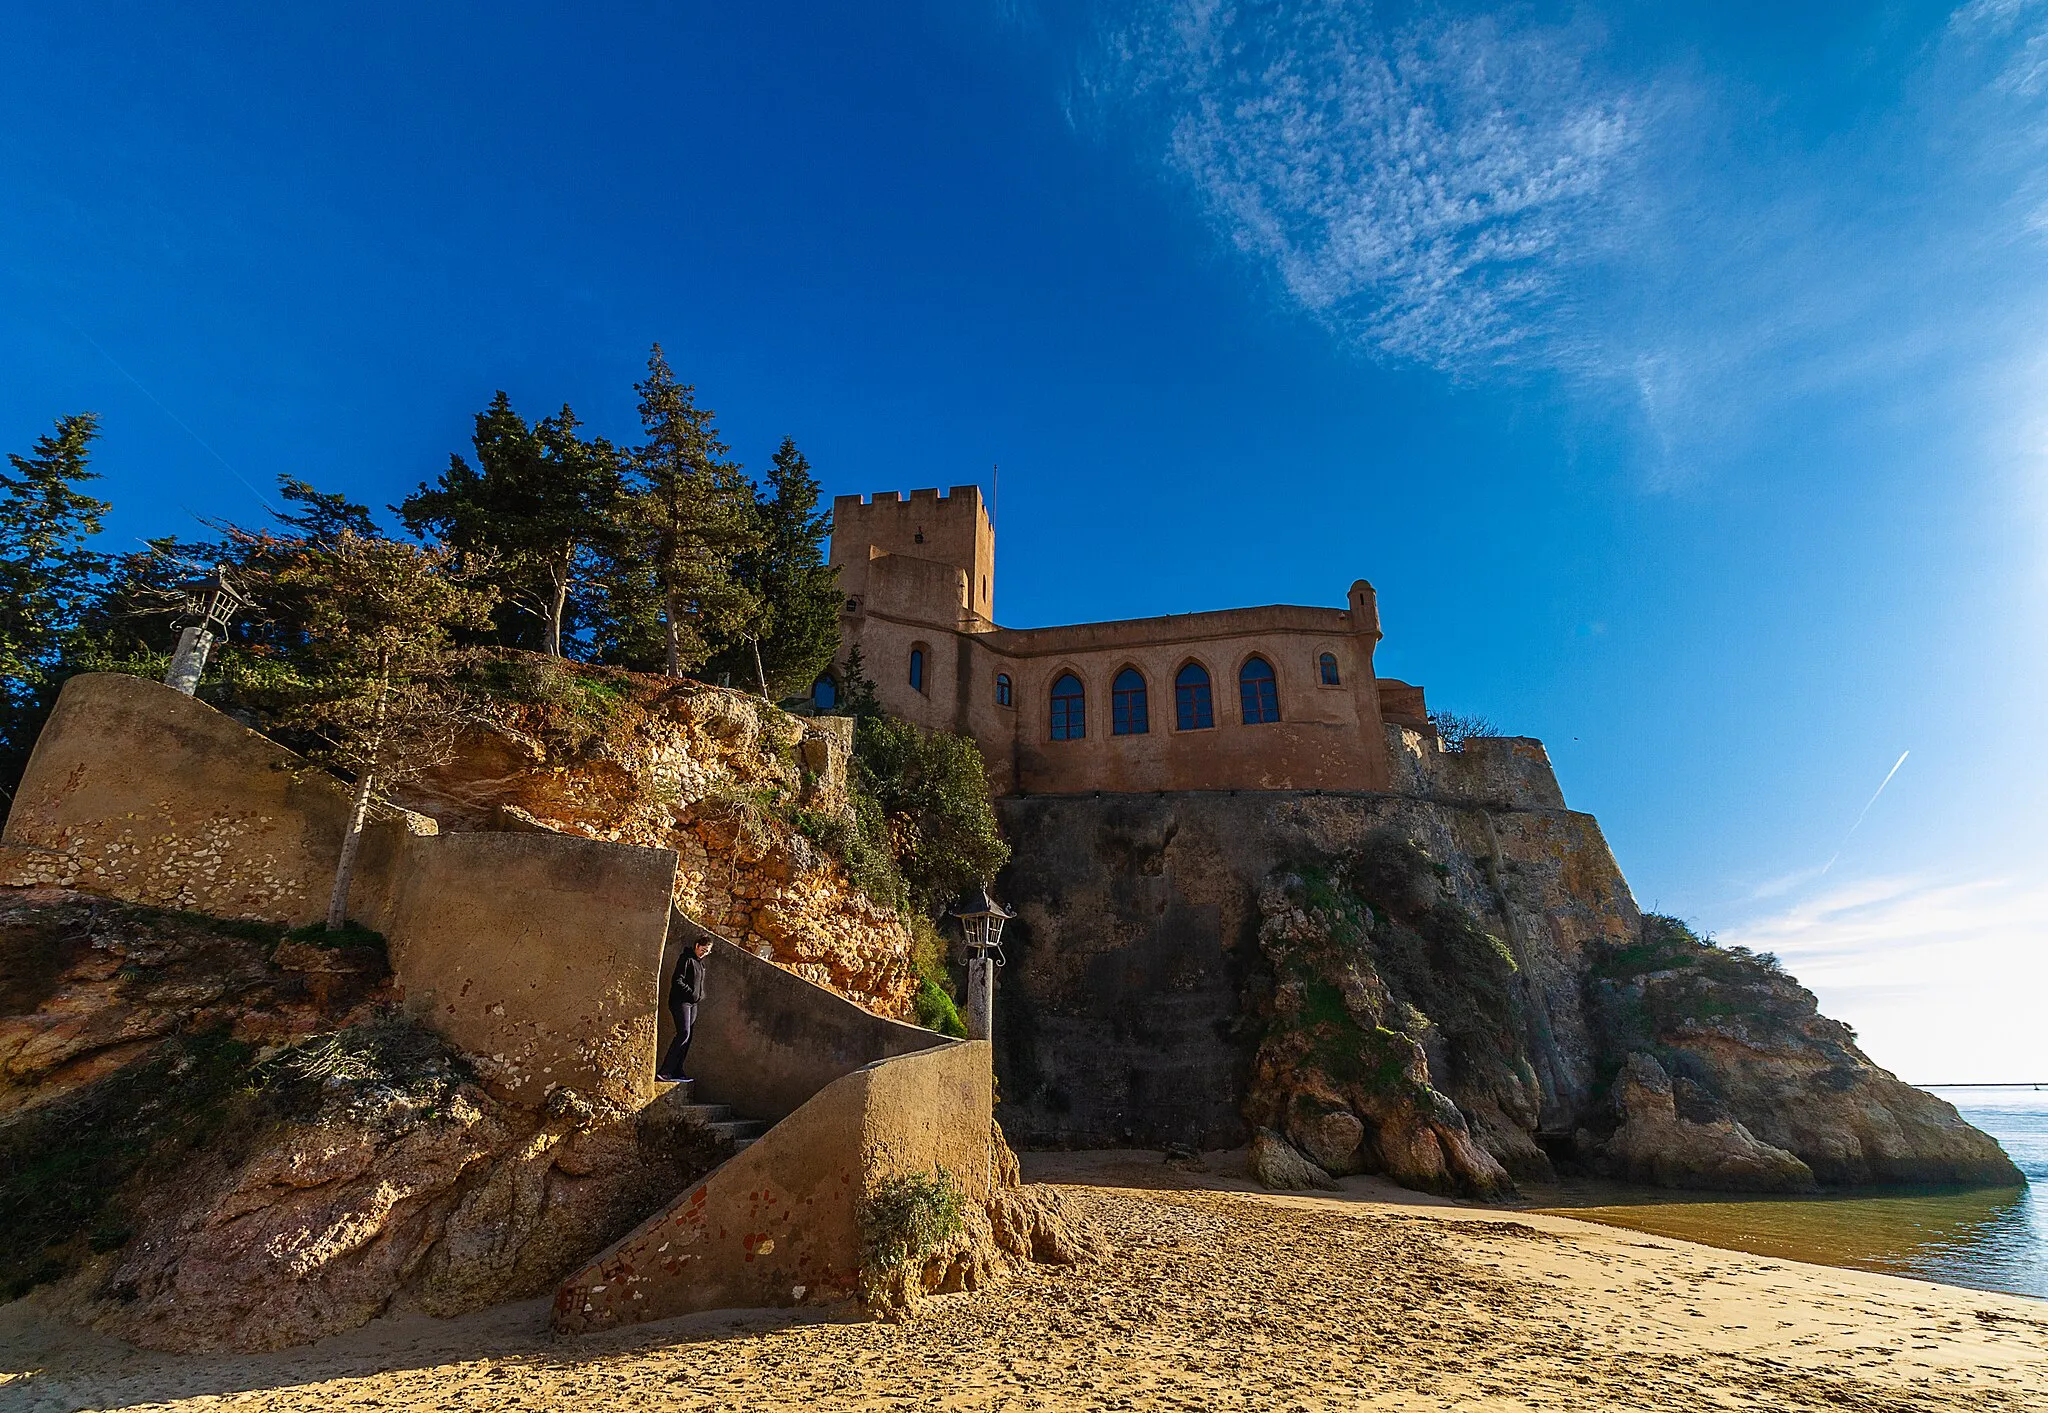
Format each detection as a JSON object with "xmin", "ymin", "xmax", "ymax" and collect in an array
[{"xmin": 671, "ymin": 951, "xmax": 706, "ymax": 1007}]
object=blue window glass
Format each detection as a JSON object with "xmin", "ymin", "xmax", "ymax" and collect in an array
[
  {"xmin": 1050, "ymin": 673, "xmax": 1085, "ymax": 740},
  {"xmin": 909, "ymin": 648, "xmax": 925, "ymax": 693},
  {"xmin": 1319, "ymin": 652, "xmax": 1340, "ymax": 686},
  {"xmin": 1240, "ymin": 657, "xmax": 1280, "ymax": 724},
  {"xmin": 995, "ymin": 672, "xmax": 1013, "ymax": 707},
  {"xmin": 1112, "ymin": 668, "xmax": 1149, "ymax": 735},
  {"xmin": 812, "ymin": 676, "xmax": 838, "ymax": 710},
  {"xmin": 1175, "ymin": 663, "xmax": 1213, "ymax": 730}
]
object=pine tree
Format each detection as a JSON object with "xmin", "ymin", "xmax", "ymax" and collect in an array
[
  {"xmin": 0, "ymin": 414, "xmax": 110, "ymax": 705},
  {"xmin": 275, "ymin": 476, "xmax": 378, "ymax": 543},
  {"xmin": 621, "ymin": 346, "xmax": 761, "ymax": 677},
  {"xmin": 399, "ymin": 392, "xmax": 624, "ymax": 657},
  {"xmin": 0, "ymin": 414, "xmax": 111, "ymax": 811},
  {"xmin": 703, "ymin": 437, "xmax": 842, "ymax": 697}
]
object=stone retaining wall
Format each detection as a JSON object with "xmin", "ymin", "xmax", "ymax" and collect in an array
[{"xmin": 553, "ymin": 1039, "xmax": 990, "ymax": 1332}]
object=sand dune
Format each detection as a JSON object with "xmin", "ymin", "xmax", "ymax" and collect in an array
[{"xmin": 3, "ymin": 1151, "xmax": 2042, "ymax": 1411}]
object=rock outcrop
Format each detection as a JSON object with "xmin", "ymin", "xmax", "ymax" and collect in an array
[
  {"xmin": 1591, "ymin": 1052, "xmax": 1815, "ymax": 1192},
  {"xmin": 0, "ymin": 890, "xmax": 727, "ymax": 1350},
  {"xmin": 861, "ymin": 1121, "xmax": 1108, "ymax": 1318},
  {"xmin": 993, "ymin": 749, "xmax": 2023, "ymax": 1198},
  {"xmin": 392, "ymin": 658, "xmax": 921, "ymax": 1017},
  {"xmin": 1582, "ymin": 916, "xmax": 2019, "ymax": 1188},
  {"xmin": 1247, "ymin": 1128, "xmax": 1338, "ymax": 1191}
]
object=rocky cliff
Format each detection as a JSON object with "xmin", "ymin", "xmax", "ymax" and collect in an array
[
  {"xmin": 993, "ymin": 730, "xmax": 2020, "ymax": 1198},
  {"xmin": 387, "ymin": 656, "xmax": 923, "ymax": 1017},
  {"xmin": 0, "ymin": 890, "xmax": 729, "ymax": 1350}
]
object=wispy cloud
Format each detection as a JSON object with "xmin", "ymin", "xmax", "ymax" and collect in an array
[
  {"xmin": 1083, "ymin": 2, "xmax": 2048, "ymax": 478},
  {"xmin": 1089, "ymin": 2, "xmax": 1643, "ymax": 374},
  {"xmin": 1721, "ymin": 872, "xmax": 2048, "ymax": 1080}
]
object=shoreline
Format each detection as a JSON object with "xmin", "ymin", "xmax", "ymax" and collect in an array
[{"xmin": 3, "ymin": 1150, "xmax": 2042, "ymax": 1411}]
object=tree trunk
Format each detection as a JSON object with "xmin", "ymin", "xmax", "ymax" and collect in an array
[
  {"xmin": 750, "ymin": 634, "xmax": 770, "ymax": 699},
  {"xmin": 327, "ymin": 664, "xmax": 390, "ymax": 931},
  {"xmin": 546, "ymin": 556, "xmax": 571, "ymax": 659},
  {"xmin": 664, "ymin": 586, "xmax": 683, "ymax": 677}
]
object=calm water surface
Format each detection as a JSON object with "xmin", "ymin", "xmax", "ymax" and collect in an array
[{"xmin": 1531, "ymin": 1087, "xmax": 2046, "ymax": 1300}]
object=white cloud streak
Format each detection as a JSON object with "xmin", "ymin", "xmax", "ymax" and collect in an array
[
  {"xmin": 1720, "ymin": 873, "xmax": 2048, "ymax": 1081},
  {"xmin": 1092, "ymin": 2, "xmax": 1643, "ymax": 374},
  {"xmin": 1085, "ymin": 1, "xmax": 2048, "ymax": 476}
]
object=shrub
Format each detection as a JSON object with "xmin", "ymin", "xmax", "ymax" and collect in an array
[
  {"xmin": 1428, "ymin": 709, "xmax": 1500, "ymax": 751},
  {"xmin": 851, "ymin": 715, "xmax": 1009, "ymax": 912},
  {"xmin": 857, "ymin": 1166, "xmax": 965, "ymax": 1297}
]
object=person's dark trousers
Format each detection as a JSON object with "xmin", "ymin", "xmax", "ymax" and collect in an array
[{"xmin": 658, "ymin": 1001, "xmax": 696, "ymax": 1081}]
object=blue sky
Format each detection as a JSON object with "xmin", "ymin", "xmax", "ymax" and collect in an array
[{"xmin": 5, "ymin": 2, "xmax": 2046, "ymax": 1080}]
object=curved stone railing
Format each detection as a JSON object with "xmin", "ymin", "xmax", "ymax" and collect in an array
[{"xmin": 553, "ymin": 1038, "xmax": 990, "ymax": 1333}]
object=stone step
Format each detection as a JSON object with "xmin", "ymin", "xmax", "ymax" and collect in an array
[
  {"xmin": 654, "ymin": 1078, "xmax": 695, "ymax": 1103},
  {"xmin": 667, "ymin": 1102, "xmax": 738, "ymax": 1125},
  {"xmin": 731, "ymin": 1137, "xmax": 757, "ymax": 1154},
  {"xmin": 708, "ymin": 1118, "xmax": 769, "ymax": 1143}
]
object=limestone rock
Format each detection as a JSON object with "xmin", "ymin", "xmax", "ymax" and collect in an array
[
  {"xmin": 392, "ymin": 668, "xmax": 919, "ymax": 1018},
  {"xmin": 1249, "ymin": 1128, "xmax": 1337, "ymax": 1191},
  {"xmin": 1290, "ymin": 1107, "xmax": 1365, "ymax": 1175},
  {"xmin": 1594, "ymin": 1052, "xmax": 1816, "ymax": 1193},
  {"xmin": 1587, "ymin": 918, "xmax": 2023, "ymax": 1188},
  {"xmin": 0, "ymin": 892, "xmax": 724, "ymax": 1354}
]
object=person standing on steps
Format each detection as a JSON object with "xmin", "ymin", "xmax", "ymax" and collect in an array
[{"xmin": 657, "ymin": 936, "xmax": 712, "ymax": 1083}]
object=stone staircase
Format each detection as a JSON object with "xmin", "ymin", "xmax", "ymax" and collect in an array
[{"xmin": 655, "ymin": 1079, "xmax": 770, "ymax": 1153}]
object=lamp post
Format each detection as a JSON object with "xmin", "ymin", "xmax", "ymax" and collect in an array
[
  {"xmin": 949, "ymin": 884, "xmax": 1014, "ymax": 1043},
  {"xmin": 162, "ymin": 565, "xmax": 250, "ymax": 696}
]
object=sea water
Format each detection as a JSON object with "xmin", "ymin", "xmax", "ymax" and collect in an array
[{"xmin": 1532, "ymin": 1087, "xmax": 2047, "ymax": 1300}]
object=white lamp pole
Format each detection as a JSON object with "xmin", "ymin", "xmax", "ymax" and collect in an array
[
  {"xmin": 163, "ymin": 565, "xmax": 250, "ymax": 696},
  {"xmin": 949, "ymin": 885, "xmax": 1015, "ymax": 1043}
]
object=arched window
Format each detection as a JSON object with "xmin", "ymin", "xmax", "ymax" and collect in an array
[
  {"xmin": 908, "ymin": 647, "xmax": 926, "ymax": 693},
  {"xmin": 995, "ymin": 672, "xmax": 1013, "ymax": 708},
  {"xmin": 811, "ymin": 676, "xmax": 838, "ymax": 711},
  {"xmin": 1175, "ymin": 662, "xmax": 1214, "ymax": 730},
  {"xmin": 1319, "ymin": 652, "xmax": 1341, "ymax": 686},
  {"xmin": 1050, "ymin": 673, "xmax": 1085, "ymax": 740},
  {"xmin": 1112, "ymin": 668, "xmax": 1149, "ymax": 735},
  {"xmin": 1240, "ymin": 657, "xmax": 1280, "ymax": 724}
]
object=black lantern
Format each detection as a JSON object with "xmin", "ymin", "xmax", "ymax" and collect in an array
[
  {"xmin": 949, "ymin": 884, "xmax": 1014, "ymax": 957},
  {"xmin": 163, "ymin": 564, "xmax": 251, "ymax": 696},
  {"xmin": 175, "ymin": 564, "xmax": 249, "ymax": 634}
]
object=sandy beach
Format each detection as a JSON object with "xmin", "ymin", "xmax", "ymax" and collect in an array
[{"xmin": 2, "ymin": 1151, "xmax": 2043, "ymax": 1412}]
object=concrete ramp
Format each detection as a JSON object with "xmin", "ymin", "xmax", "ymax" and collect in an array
[{"xmin": 553, "ymin": 1039, "xmax": 992, "ymax": 1331}]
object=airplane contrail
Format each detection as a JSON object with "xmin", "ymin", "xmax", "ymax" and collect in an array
[{"xmin": 1820, "ymin": 749, "xmax": 1910, "ymax": 876}]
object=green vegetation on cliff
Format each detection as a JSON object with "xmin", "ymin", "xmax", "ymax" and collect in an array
[{"xmin": 1247, "ymin": 829, "xmax": 1523, "ymax": 1197}]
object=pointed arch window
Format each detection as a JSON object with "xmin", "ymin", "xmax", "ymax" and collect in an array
[
  {"xmin": 995, "ymin": 672, "xmax": 1013, "ymax": 708},
  {"xmin": 1319, "ymin": 652, "xmax": 1341, "ymax": 686},
  {"xmin": 1112, "ymin": 669, "xmax": 1149, "ymax": 735},
  {"xmin": 909, "ymin": 646, "xmax": 926, "ymax": 694},
  {"xmin": 1240, "ymin": 657, "xmax": 1280, "ymax": 724},
  {"xmin": 1050, "ymin": 673, "xmax": 1085, "ymax": 740},
  {"xmin": 1175, "ymin": 662, "xmax": 1214, "ymax": 730},
  {"xmin": 812, "ymin": 676, "xmax": 838, "ymax": 711}
]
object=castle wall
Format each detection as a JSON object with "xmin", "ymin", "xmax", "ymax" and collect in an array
[
  {"xmin": 990, "ymin": 787, "xmax": 1638, "ymax": 1150},
  {"xmin": 0, "ymin": 674, "xmax": 680, "ymax": 1109},
  {"xmin": 840, "ymin": 574, "xmax": 1397, "ymax": 795}
]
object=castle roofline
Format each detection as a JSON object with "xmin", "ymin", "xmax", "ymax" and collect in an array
[{"xmin": 973, "ymin": 601, "xmax": 1363, "ymax": 657}]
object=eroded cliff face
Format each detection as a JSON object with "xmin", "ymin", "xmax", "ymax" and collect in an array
[
  {"xmin": 0, "ymin": 890, "xmax": 727, "ymax": 1350},
  {"xmin": 388, "ymin": 661, "xmax": 920, "ymax": 1018},
  {"xmin": 993, "ymin": 732, "xmax": 2020, "ymax": 1198},
  {"xmin": 1582, "ymin": 918, "xmax": 2017, "ymax": 1188}
]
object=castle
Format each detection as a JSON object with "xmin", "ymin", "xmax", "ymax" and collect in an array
[{"xmin": 825, "ymin": 485, "xmax": 1434, "ymax": 795}]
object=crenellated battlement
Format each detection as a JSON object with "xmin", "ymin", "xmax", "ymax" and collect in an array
[{"xmin": 830, "ymin": 484, "xmax": 995, "ymax": 623}]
